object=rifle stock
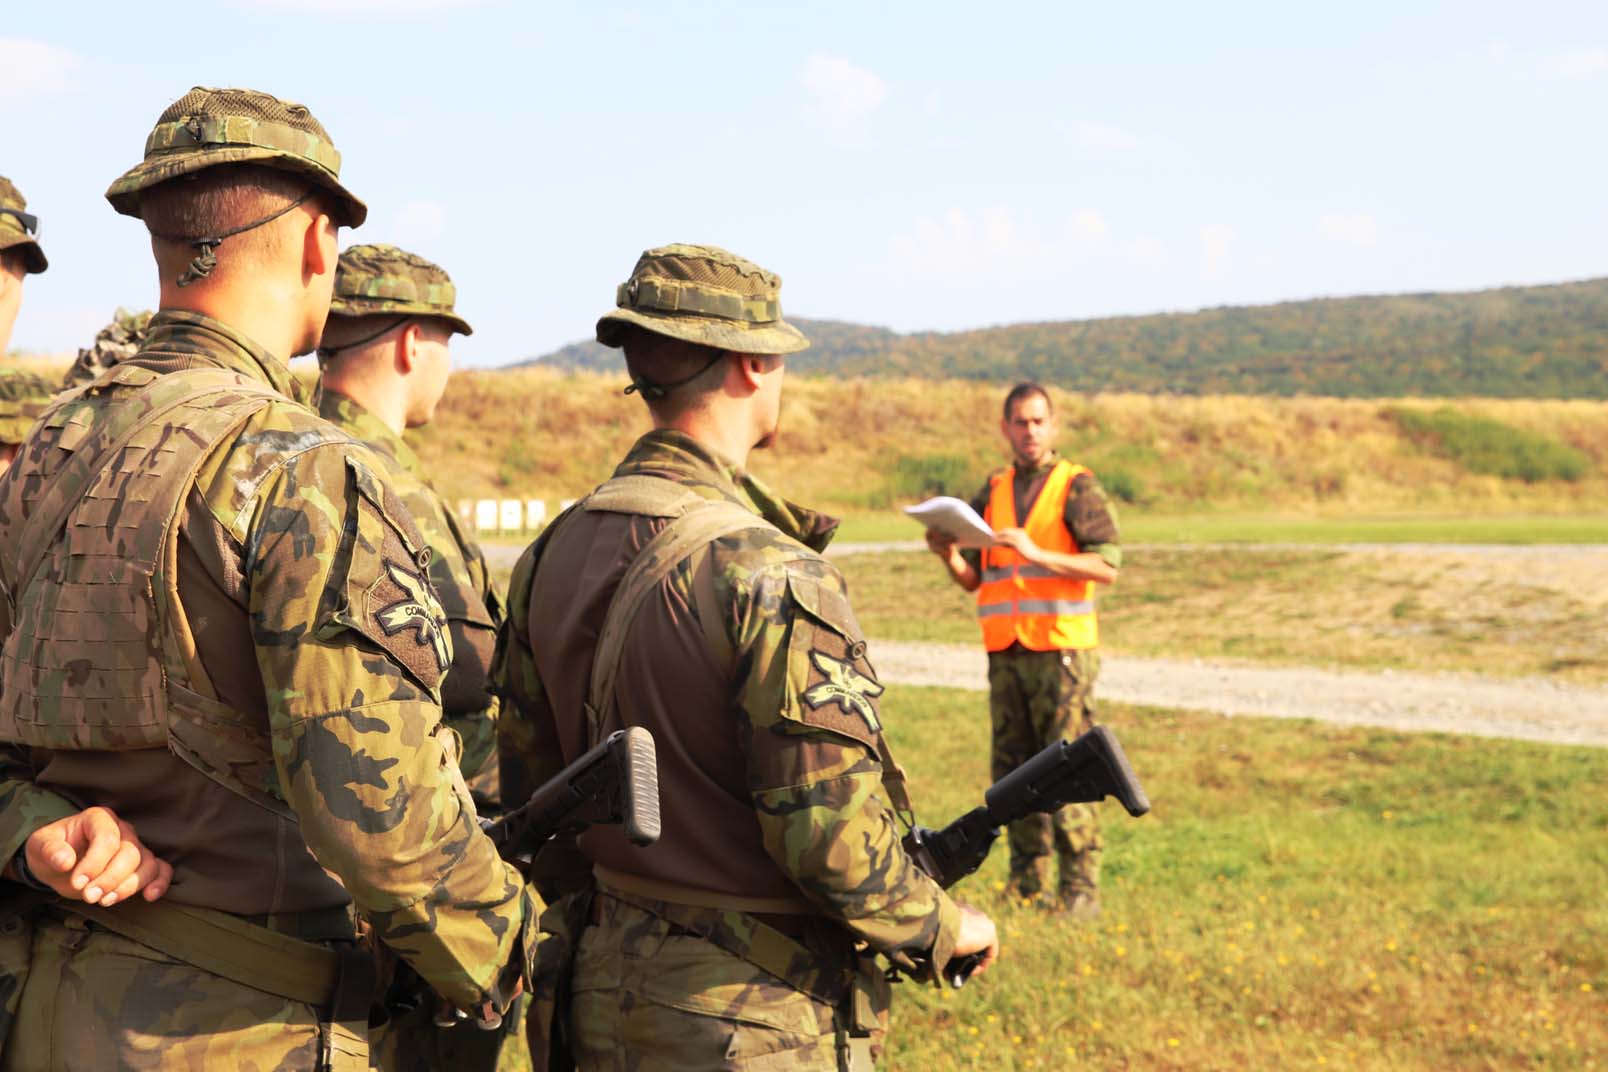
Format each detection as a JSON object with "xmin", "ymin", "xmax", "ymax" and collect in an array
[{"xmin": 902, "ymin": 725, "xmax": 1150, "ymax": 987}]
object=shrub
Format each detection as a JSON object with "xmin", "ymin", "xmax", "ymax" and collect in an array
[
  {"xmin": 885, "ymin": 453, "xmax": 982, "ymax": 503},
  {"xmin": 1388, "ymin": 406, "xmax": 1592, "ymax": 483}
]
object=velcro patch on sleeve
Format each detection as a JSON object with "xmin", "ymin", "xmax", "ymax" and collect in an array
[
  {"xmin": 786, "ymin": 573, "xmax": 884, "ymax": 749},
  {"xmin": 318, "ymin": 454, "xmax": 454, "ymax": 693}
]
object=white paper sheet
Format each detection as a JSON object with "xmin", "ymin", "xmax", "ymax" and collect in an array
[{"xmin": 902, "ymin": 496, "xmax": 996, "ymax": 548}]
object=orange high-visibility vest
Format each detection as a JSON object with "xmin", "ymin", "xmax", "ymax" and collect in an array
[{"xmin": 976, "ymin": 459, "xmax": 1099, "ymax": 652}]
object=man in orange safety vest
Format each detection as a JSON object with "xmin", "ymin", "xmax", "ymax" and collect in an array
[{"xmin": 925, "ymin": 382, "xmax": 1122, "ymax": 915}]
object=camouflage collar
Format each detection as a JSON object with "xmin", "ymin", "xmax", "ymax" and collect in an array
[
  {"xmin": 1013, "ymin": 451, "xmax": 1061, "ymax": 477},
  {"xmin": 317, "ymin": 389, "xmax": 421, "ymax": 477},
  {"xmin": 136, "ymin": 310, "xmax": 301, "ymax": 400},
  {"xmin": 614, "ymin": 429, "xmax": 839, "ymax": 552}
]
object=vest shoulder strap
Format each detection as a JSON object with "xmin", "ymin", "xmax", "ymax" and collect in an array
[{"xmin": 583, "ymin": 478, "xmax": 768, "ymax": 739}]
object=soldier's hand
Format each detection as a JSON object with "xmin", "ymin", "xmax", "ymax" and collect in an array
[
  {"xmin": 991, "ymin": 528, "xmax": 1039, "ymax": 561},
  {"xmin": 952, "ymin": 903, "xmax": 1000, "ymax": 978},
  {"xmin": 924, "ymin": 527, "xmax": 957, "ymax": 557},
  {"xmin": 22, "ymin": 805, "xmax": 174, "ymax": 906}
]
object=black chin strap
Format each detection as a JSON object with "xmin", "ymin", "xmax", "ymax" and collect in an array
[
  {"xmin": 153, "ymin": 191, "xmax": 314, "ymax": 287},
  {"xmin": 624, "ymin": 350, "xmax": 726, "ymax": 402},
  {"xmin": 316, "ymin": 316, "xmax": 409, "ymax": 367}
]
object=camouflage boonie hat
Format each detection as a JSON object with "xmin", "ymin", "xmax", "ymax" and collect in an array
[
  {"xmin": 327, "ymin": 244, "xmax": 472, "ymax": 336},
  {"xmin": 0, "ymin": 368, "xmax": 57, "ymax": 445},
  {"xmin": 0, "ymin": 177, "xmax": 47, "ymax": 274},
  {"xmin": 105, "ymin": 87, "xmax": 367, "ymax": 226},
  {"xmin": 596, "ymin": 243, "xmax": 809, "ymax": 355}
]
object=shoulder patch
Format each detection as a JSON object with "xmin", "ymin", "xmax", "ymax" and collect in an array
[
  {"xmin": 784, "ymin": 571, "xmax": 884, "ymax": 748},
  {"xmin": 314, "ymin": 452, "xmax": 454, "ymax": 693}
]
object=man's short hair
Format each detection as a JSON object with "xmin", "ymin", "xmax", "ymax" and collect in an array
[
  {"xmin": 0, "ymin": 248, "xmax": 24, "ymax": 279},
  {"xmin": 138, "ymin": 163, "xmax": 321, "ymax": 274},
  {"xmin": 1003, "ymin": 381, "xmax": 1053, "ymax": 420},
  {"xmin": 618, "ymin": 324, "xmax": 727, "ymax": 408}
]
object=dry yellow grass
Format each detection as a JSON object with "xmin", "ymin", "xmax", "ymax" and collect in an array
[{"xmin": 412, "ymin": 369, "xmax": 1608, "ymax": 515}]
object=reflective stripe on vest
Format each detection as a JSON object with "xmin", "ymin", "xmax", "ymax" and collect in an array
[{"xmin": 975, "ymin": 459, "xmax": 1099, "ymax": 652}]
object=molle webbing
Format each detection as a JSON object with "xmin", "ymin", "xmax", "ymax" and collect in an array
[
  {"xmin": 617, "ymin": 278, "xmax": 781, "ymax": 324},
  {"xmin": 0, "ymin": 367, "xmax": 280, "ymax": 766}
]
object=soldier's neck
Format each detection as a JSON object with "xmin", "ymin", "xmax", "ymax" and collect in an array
[
  {"xmin": 157, "ymin": 276, "xmax": 306, "ymax": 368},
  {"xmin": 320, "ymin": 367, "xmax": 408, "ymax": 435}
]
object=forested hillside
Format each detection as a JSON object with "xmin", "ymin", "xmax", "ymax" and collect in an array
[{"xmin": 527, "ymin": 278, "xmax": 1608, "ymax": 399}]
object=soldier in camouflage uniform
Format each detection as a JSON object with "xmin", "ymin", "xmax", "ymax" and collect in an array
[
  {"xmin": 317, "ymin": 243, "xmax": 528, "ymax": 1072},
  {"xmin": 494, "ymin": 244, "xmax": 999, "ymax": 1071},
  {"xmin": 0, "ymin": 175, "xmax": 56, "ymax": 476},
  {"xmin": 926, "ymin": 383, "xmax": 1121, "ymax": 916},
  {"xmin": 0, "ymin": 176, "xmax": 47, "ymax": 360},
  {"xmin": 60, "ymin": 308, "xmax": 153, "ymax": 390},
  {"xmin": 0, "ymin": 87, "xmax": 533, "ymax": 1071}
]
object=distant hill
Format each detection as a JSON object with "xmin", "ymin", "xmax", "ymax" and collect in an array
[{"xmin": 522, "ymin": 279, "xmax": 1608, "ymax": 399}]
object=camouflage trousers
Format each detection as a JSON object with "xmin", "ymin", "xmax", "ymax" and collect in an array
[
  {"xmin": 987, "ymin": 647, "xmax": 1103, "ymax": 898},
  {"xmin": 1, "ymin": 913, "xmax": 338, "ymax": 1070},
  {"xmin": 567, "ymin": 897, "xmax": 881, "ymax": 1071}
]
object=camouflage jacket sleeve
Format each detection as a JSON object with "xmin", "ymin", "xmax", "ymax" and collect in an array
[
  {"xmin": 1065, "ymin": 471, "xmax": 1122, "ymax": 570},
  {"xmin": 245, "ymin": 444, "xmax": 533, "ymax": 1011},
  {"xmin": 726, "ymin": 551, "xmax": 962, "ymax": 982},
  {"xmin": 0, "ymin": 745, "xmax": 80, "ymax": 871},
  {"xmin": 489, "ymin": 541, "xmax": 591, "ymax": 904}
]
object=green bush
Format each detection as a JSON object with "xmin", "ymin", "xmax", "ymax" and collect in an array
[
  {"xmin": 1389, "ymin": 406, "xmax": 1592, "ymax": 483},
  {"xmin": 885, "ymin": 453, "xmax": 981, "ymax": 502},
  {"xmin": 1100, "ymin": 467, "xmax": 1146, "ymax": 504}
]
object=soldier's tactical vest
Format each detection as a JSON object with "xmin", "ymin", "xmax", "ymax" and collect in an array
[
  {"xmin": 977, "ymin": 459, "xmax": 1099, "ymax": 652},
  {"xmin": 0, "ymin": 363, "xmax": 344, "ymax": 817}
]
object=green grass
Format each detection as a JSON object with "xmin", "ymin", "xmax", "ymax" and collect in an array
[
  {"xmin": 882, "ymin": 690, "xmax": 1608, "ymax": 1070},
  {"xmin": 833, "ymin": 511, "xmax": 1608, "ymax": 545},
  {"xmin": 1390, "ymin": 406, "xmax": 1593, "ymax": 483}
]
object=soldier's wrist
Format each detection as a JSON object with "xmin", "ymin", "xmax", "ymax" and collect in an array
[{"xmin": 10, "ymin": 848, "xmax": 55, "ymax": 893}]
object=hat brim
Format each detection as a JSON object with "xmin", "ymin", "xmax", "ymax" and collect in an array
[
  {"xmin": 0, "ymin": 233, "xmax": 47, "ymax": 274},
  {"xmin": 327, "ymin": 306, "xmax": 473, "ymax": 338},
  {"xmin": 105, "ymin": 146, "xmax": 368, "ymax": 227},
  {"xmin": 596, "ymin": 307, "xmax": 809, "ymax": 355}
]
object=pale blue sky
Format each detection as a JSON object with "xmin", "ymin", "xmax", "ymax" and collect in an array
[{"xmin": 6, "ymin": 1, "xmax": 1608, "ymax": 367}]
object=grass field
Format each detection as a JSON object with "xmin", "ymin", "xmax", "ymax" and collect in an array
[
  {"xmin": 836, "ymin": 548, "xmax": 1608, "ymax": 683},
  {"xmin": 832, "ymin": 511, "xmax": 1608, "ymax": 545},
  {"xmin": 881, "ymin": 690, "xmax": 1608, "ymax": 1071}
]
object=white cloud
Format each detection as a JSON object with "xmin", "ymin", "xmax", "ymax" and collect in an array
[
  {"xmin": 1067, "ymin": 209, "xmax": 1110, "ymax": 244},
  {"xmin": 1546, "ymin": 49, "xmax": 1608, "ymax": 79},
  {"xmin": 0, "ymin": 39, "xmax": 82, "ymax": 99},
  {"xmin": 802, "ymin": 54, "xmax": 887, "ymax": 127},
  {"xmin": 1200, "ymin": 223, "xmax": 1236, "ymax": 281},
  {"xmin": 1318, "ymin": 213, "xmax": 1379, "ymax": 247},
  {"xmin": 1123, "ymin": 236, "xmax": 1167, "ymax": 270},
  {"xmin": 397, "ymin": 200, "xmax": 446, "ymax": 241},
  {"xmin": 1075, "ymin": 121, "xmax": 1138, "ymax": 153}
]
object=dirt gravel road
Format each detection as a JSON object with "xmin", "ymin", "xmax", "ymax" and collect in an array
[{"xmin": 872, "ymin": 640, "xmax": 1608, "ymax": 748}]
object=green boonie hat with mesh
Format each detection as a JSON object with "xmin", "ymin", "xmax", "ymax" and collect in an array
[
  {"xmin": 596, "ymin": 243, "xmax": 809, "ymax": 355},
  {"xmin": 0, "ymin": 177, "xmax": 48, "ymax": 275},
  {"xmin": 0, "ymin": 369, "xmax": 58, "ymax": 445},
  {"xmin": 327, "ymin": 244, "xmax": 472, "ymax": 336},
  {"xmin": 105, "ymin": 86, "xmax": 367, "ymax": 226}
]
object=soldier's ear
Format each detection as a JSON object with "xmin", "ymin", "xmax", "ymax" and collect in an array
[
  {"xmin": 397, "ymin": 321, "xmax": 421, "ymax": 373},
  {"xmin": 301, "ymin": 210, "xmax": 338, "ymax": 284}
]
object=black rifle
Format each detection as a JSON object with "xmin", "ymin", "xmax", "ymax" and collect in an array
[
  {"xmin": 482, "ymin": 726, "xmax": 662, "ymax": 860},
  {"xmin": 388, "ymin": 727, "xmax": 661, "ymax": 1027},
  {"xmin": 902, "ymin": 725, "xmax": 1150, "ymax": 987}
]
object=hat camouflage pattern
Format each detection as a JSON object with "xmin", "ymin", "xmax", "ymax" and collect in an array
[
  {"xmin": 0, "ymin": 176, "xmax": 47, "ymax": 275},
  {"xmin": 596, "ymin": 243, "xmax": 809, "ymax": 356},
  {"xmin": 0, "ymin": 368, "xmax": 58, "ymax": 445},
  {"xmin": 328, "ymin": 244, "xmax": 472, "ymax": 336},
  {"xmin": 105, "ymin": 87, "xmax": 367, "ymax": 226}
]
